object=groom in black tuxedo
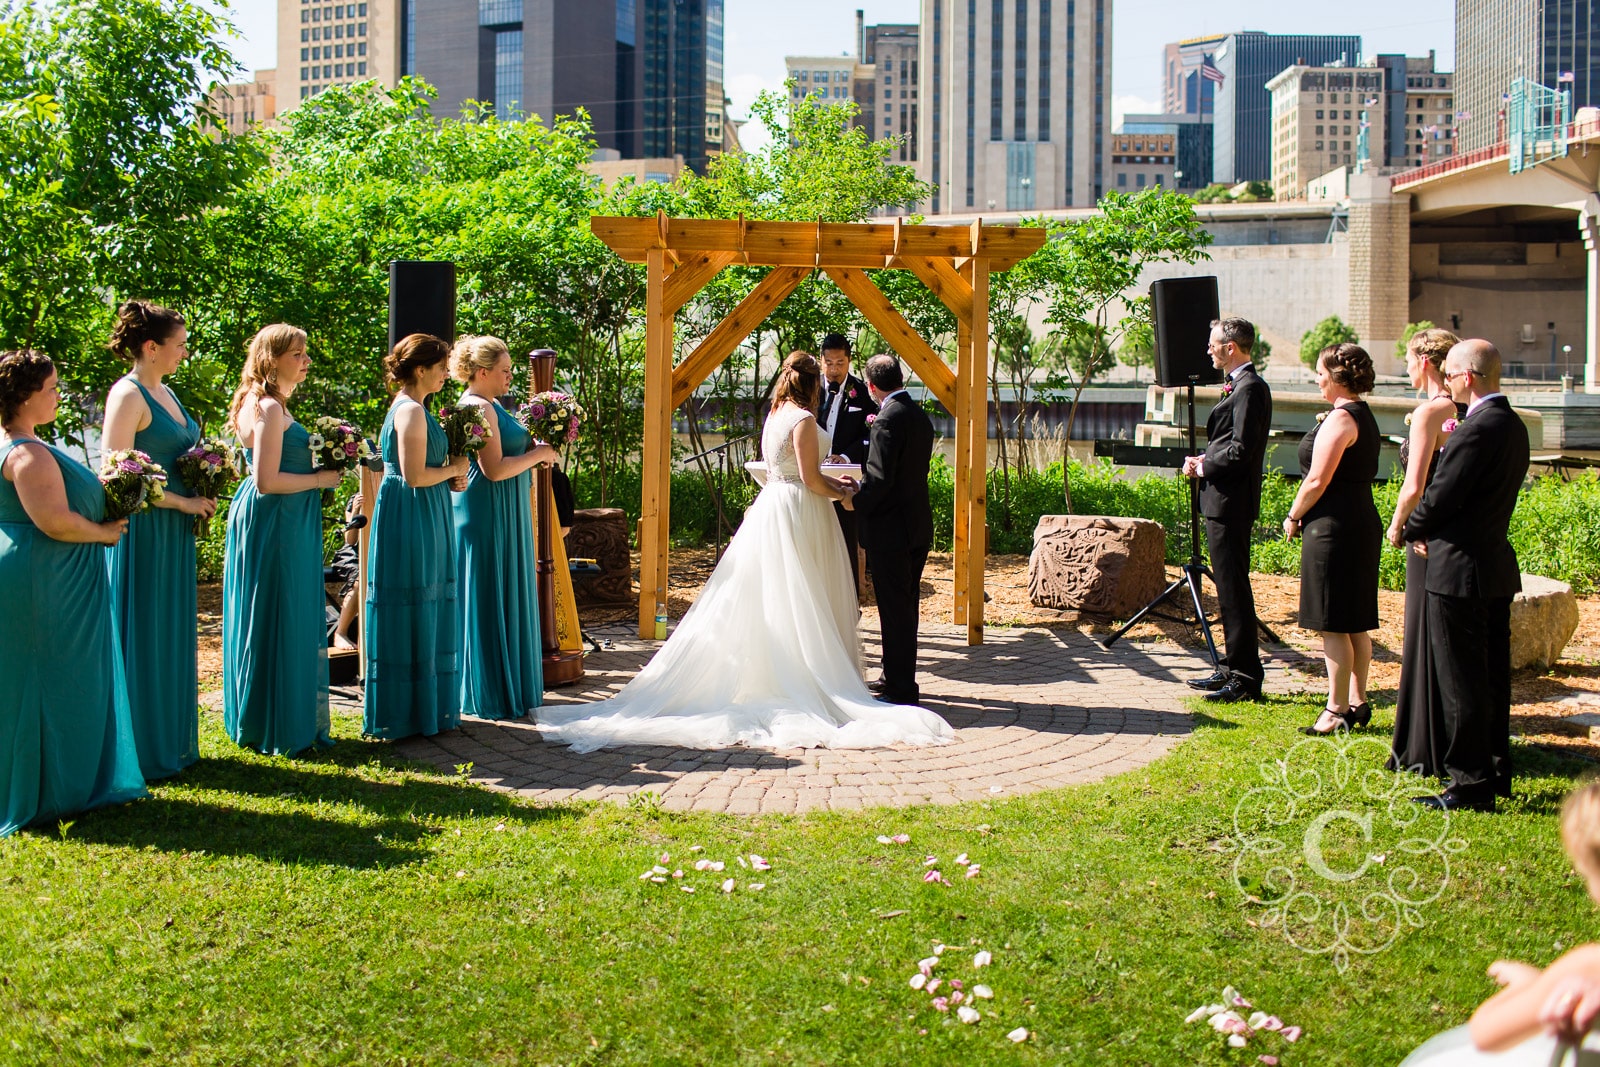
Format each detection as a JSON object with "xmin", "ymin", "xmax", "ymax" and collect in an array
[
  {"xmin": 819, "ymin": 333, "xmax": 879, "ymax": 594},
  {"xmin": 842, "ymin": 355, "xmax": 933, "ymax": 706},
  {"xmin": 1404, "ymin": 339, "xmax": 1529, "ymax": 812},
  {"xmin": 1181, "ymin": 317, "xmax": 1273, "ymax": 704}
]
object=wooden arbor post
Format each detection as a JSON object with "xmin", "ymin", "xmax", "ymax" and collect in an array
[{"xmin": 589, "ymin": 213, "xmax": 1044, "ymax": 647}]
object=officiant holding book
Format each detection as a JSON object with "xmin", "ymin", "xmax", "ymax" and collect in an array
[{"xmin": 818, "ymin": 333, "xmax": 878, "ymax": 595}]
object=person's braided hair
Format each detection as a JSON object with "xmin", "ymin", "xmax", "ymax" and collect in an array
[
  {"xmin": 0, "ymin": 350, "xmax": 56, "ymax": 425},
  {"xmin": 385, "ymin": 333, "xmax": 451, "ymax": 389},
  {"xmin": 107, "ymin": 300, "xmax": 185, "ymax": 362},
  {"xmin": 1407, "ymin": 327, "xmax": 1459, "ymax": 372},
  {"xmin": 771, "ymin": 351, "xmax": 822, "ymax": 412},
  {"xmin": 1319, "ymin": 342, "xmax": 1376, "ymax": 394}
]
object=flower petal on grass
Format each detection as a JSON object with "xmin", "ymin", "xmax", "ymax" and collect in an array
[
  {"xmin": 918, "ymin": 957, "xmax": 940, "ymax": 974},
  {"xmin": 1248, "ymin": 1012, "xmax": 1270, "ymax": 1029},
  {"xmin": 1228, "ymin": 1034, "xmax": 1248, "ymax": 1048},
  {"xmin": 1282, "ymin": 1026, "xmax": 1302, "ymax": 1042},
  {"xmin": 926, "ymin": 978, "xmax": 942, "ymax": 994},
  {"xmin": 671, "ymin": 870, "xmax": 684, "ymax": 879},
  {"xmin": 876, "ymin": 835, "xmax": 893, "ymax": 844},
  {"xmin": 651, "ymin": 865, "xmax": 668, "ymax": 875},
  {"xmin": 909, "ymin": 973, "xmax": 927, "ymax": 990},
  {"xmin": 891, "ymin": 833, "xmax": 911, "ymax": 844},
  {"xmin": 973, "ymin": 950, "xmax": 992, "ymax": 968},
  {"xmin": 721, "ymin": 878, "xmax": 735, "ymax": 893},
  {"xmin": 658, "ymin": 852, "xmax": 670, "ymax": 864},
  {"xmin": 957, "ymin": 1006, "xmax": 981, "ymax": 1024},
  {"xmin": 1258, "ymin": 1057, "xmax": 1280, "ymax": 1066},
  {"xmin": 923, "ymin": 870, "xmax": 948, "ymax": 884},
  {"xmin": 679, "ymin": 885, "xmax": 695, "ymax": 893},
  {"xmin": 1260, "ymin": 1016, "xmax": 1283, "ymax": 1031},
  {"xmin": 973, "ymin": 985, "xmax": 993, "ymax": 1000},
  {"xmin": 930, "ymin": 997, "xmax": 949, "ymax": 1012},
  {"xmin": 708, "ymin": 861, "xmax": 725, "ymax": 872},
  {"xmin": 965, "ymin": 865, "xmax": 981, "ymax": 878},
  {"xmin": 694, "ymin": 859, "xmax": 711, "ymax": 871},
  {"xmin": 923, "ymin": 855, "xmax": 939, "ymax": 866},
  {"xmin": 750, "ymin": 855, "xmax": 771, "ymax": 871},
  {"xmin": 1007, "ymin": 1027, "xmax": 1029, "ymax": 1043},
  {"xmin": 954, "ymin": 853, "xmax": 969, "ymax": 865}
]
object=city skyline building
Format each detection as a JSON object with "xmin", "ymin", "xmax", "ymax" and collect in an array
[
  {"xmin": 1211, "ymin": 30, "xmax": 1363, "ymax": 184},
  {"xmin": 209, "ymin": 69, "xmax": 278, "ymax": 135},
  {"xmin": 917, "ymin": 0, "xmax": 1112, "ymax": 215},
  {"xmin": 1119, "ymin": 111, "xmax": 1211, "ymax": 189},
  {"xmin": 275, "ymin": 0, "xmax": 397, "ymax": 105},
  {"xmin": 1455, "ymin": 0, "xmax": 1595, "ymax": 152},
  {"xmin": 1162, "ymin": 34, "xmax": 1226, "ymax": 117},
  {"xmin": 862, "ymin": 19, "xmax": 919, "ymax": 161},
  {"xmin": 1377, "ymin": 51, "xmax": 1457, "ymax": 169},
  {"xmin": 1265, "ymin": 60, "xmax": 1386, "ymax": 200}
]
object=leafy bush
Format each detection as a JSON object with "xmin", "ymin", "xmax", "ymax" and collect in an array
[{"xmin": 1299, "ymin": 315, "xmax": 1359, "ymax": 368}]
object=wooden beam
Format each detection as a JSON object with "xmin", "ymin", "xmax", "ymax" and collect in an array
[
  {"xmin": 898, "ymin": 255, "xmax": 974, "ymax": 328},
  {"xmin": 663, "ymin": 250, "xmax": 738, "ymax": 316},
  {"xmin": 822, "ymin": 266, "xmax": 956, "ymax": 412},
  {"xmin": 670, "ymin": 266, "xmax": 810, "ymax": 408},
  {"xmin": 966, "ymin": 253, "xmax": 990, "ymax": 646},
  {"xmin": 951, "ymin": 285, "xmax": 972, "ymax": 628},
  {"xmin": 638, "ymin": 248, "xmax": 674, "ymax": 639}
]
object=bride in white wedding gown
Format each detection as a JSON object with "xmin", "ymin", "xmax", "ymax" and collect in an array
[{"xmin": 537, "ymin": 352, "xmax": 953, "ymax": 753}]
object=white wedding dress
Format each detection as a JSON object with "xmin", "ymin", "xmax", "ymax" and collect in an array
[
  {"xmin": 536, "ymin": 405, "xmax": 954, "ymax": 753},
  {"xmin": 1401, "ymin": 1027, "xmax": 1600, "ymax": 1066}
]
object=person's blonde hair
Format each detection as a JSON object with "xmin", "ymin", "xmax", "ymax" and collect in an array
[
  {"xmin": 227, "ymin": 324, "xmax": 306, "ymax": 435},
  {"xmin": 1562, "ymin": 780, "xmax": 1600, "ymax": 902},
  {"xmin": 451, "ymin": 335, "xmax": 510, "ymax": 382},
  {"xmin": 1408, "ymin": 327, "xmax": 1460, "ymax": 372},
  {"xmin": 772, "ymin": 350, "xmax": 822, "ymax": 413}
]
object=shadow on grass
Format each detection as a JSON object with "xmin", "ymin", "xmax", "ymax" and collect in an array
[{"xmin": 62, "ymin": 744, "xmax": 580, "ymax": 869}]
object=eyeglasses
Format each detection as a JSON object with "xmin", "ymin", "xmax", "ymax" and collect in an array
[{"xmin": 1443, "ymin": 369, "xmax": 1474, "ymax": 382}]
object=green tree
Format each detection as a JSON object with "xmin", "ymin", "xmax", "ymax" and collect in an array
[
  {"xmin": 1252, "ymin": 334, "xmax": 1272, "ymax": 367},
  {"xmin": 0, "ymin": 0, "xmax": 258, "ymax": 441},
  {"xmin": 1119, "ymin": 320, "xmax": 1155, "ymax": 382},
  {"xmin": 1299, "ymin": 315, "xmax": 1359, "ymax": 368},
  {"xmin": 1396, "ymin": 320, "xmax": 1437, "ymax": 360}
]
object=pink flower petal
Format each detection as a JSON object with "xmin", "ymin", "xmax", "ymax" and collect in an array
[
  {"xmin": 891, "ymin": 833, "xmax": 910, "ymax": 844},
  {"xmin": 926, "ymin": 978, "xmax": 942, "ymax": 994},
  {"xmin": 923, "ymin": 855, "xmax": 939, "ymax": 866},
  {"xmin": 1228, "ymin": 1034, "xmax": 1248, "ymax": 1048},
  {"xmin": 930, "ymin": 997, "xmax": 949, "ymax": 1012},
  {"xmin": 750, "ymin": 854, "xmax": 771, "ymax": 871},
  {"xmin": 909, "ymin": 973, "xmax": 927, "ymax": 990},
  {"xmin": 957, "ymin": 1006, "xmax": 980, "ymax": 1024},
  {"xmin": 1282, "ymin": 1026, "xmax": 1302, "ymax": 1043},
  {"xmin": 1258, "ymin": 1057, "xmax": 1280, "ymax": 1066}
]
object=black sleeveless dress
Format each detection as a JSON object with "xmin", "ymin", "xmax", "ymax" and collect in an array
[
  {"xmin": 1388, "ymin": 400, "xmax": 1469, "ymax": 776},
  {"xmin": 1296, "ymin": 401, "xmax": 1381, "ymax": 633}
]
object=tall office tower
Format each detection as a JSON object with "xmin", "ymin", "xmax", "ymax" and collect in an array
[
  {"xmin": 863, "ymin": 21, "xmax": 920, "ymax": 161},
  {"xmin": 1119, "ymin": 111, "xmax": 1210, "ymax": 189},
  {"xmin": 1162, "ymin": 34, "xmax": 1226, "ymax": 117},
  {"xmin": 1265, "ymin": 61, "xmax": 1387, "ymax": 200},
  {"xmin": 1211, "ymin": 31, "xmax": 1362, "ymax": 184},
  {"xmin": 1456, "ymin": 0, "xmax": 1595, "ymax": 152},
  {"xmin": 636, "ymin": 0, "xmax": 725, "ymax": 171},
  {"xmin": 209, "ymin": 70, "xmax": 278, "ymax": 135},
  {"xmin": 1375, "ymin": 52, "xmax": 1457, "ymax": 169},
  {"xmin": 277, "ymin": 0, "xmax": 400, "ymax": 105},
  {"xmin": 918, "ymin": 0, "xmax": 1112, "ymax": 214}
]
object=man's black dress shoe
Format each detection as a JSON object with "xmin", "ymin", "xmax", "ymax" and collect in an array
[
  {"xmin": 1494, "ymin": 776, "xmax": 1513, "ymax": 799},
  {"xmin": 868, "ymin": 678, "xmax": 887, "ymax": 695},
  {"xmin": 1202, "ymin": 678, "xmax": 1262, "ymax": 704},
  {"xmin": 875, "ymin": 693, "xmax": 921, "ymax": 707},
  {"xmin": 1412, "ymin": 788, "xmax": 1495, "ymax": 813},
  {"xmin": 1187, "ymin": 670, "xmax": 1230, "ymax": 692}
]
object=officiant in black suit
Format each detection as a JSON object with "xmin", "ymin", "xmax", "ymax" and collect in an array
[
  {"xmin": 842, "ymin": 355, "xmax": 933, "ymax": 707},
  {"xmin": 819, "ymin": 333, "xmax": 879, "ymax": 594},
  {"xmin": 1181, "ymin": 317, "xmax": 1273, "ymax": 704},
  {"xmin": 1403, "ymin": 339, "xmax": 1529, "ymax": 812}
]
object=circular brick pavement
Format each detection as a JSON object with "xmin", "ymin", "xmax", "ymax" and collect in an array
[{"xmin": 383, "ymin": 622, "xmax": 1214, "ymax": 813}]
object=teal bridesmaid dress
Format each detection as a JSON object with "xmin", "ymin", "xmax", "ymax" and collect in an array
[
  {"xmin": 453, "ymin": 399, "xmax": 543, "ymax": 719},
  {"xmin": 108, "ymin": 380, "xmax": 201, "ymax": 779},
  {"xmin": 364, "ymin": 396, "xmax": 461, "ymax": 739},
  {"xmin": 222, "ymin": 420, "xmax": 332, "ymax": 756},
  {"xmin": 0, "ymin": 437, "xmax": 147, "ymax": 836}
]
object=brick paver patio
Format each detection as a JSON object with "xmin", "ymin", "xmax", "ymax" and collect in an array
[{"xmin": 363, "ymin": 622, "xmax": 1276, "ymax": 814}]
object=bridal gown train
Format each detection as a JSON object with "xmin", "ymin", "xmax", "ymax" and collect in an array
[{"xmin": 536, "ymin": 406, "xmax": 953, "ymax": 752}]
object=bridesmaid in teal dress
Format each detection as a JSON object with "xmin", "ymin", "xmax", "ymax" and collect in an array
[
  {"xmin": 0, "ymin": 350, "xmax": 146, "ymax": 836},
  {"xmin": 448, "ymin": 336, "xmax": 560, "ymax": 719},
  {"xmin": 364, "ymin": 334, "xmax": 469, "ymax": 740},
  {"xmin": 102, "ymin": 301, "xmax": 217, "ymax": 780},
  {"xmin": 222, "ymin": 325, "xmax": 342, "ymax": 756}
]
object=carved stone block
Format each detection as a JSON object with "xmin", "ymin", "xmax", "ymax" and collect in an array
[
  {"xmin": 566, "ymin": 507, "xmax": 633, "ymax": 606},
  {"xmin": 1028, "ymin": 515, "xmax": 1167, "ymax": 617}
]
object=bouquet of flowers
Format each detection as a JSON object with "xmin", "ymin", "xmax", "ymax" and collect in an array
[
  {"xmin": 438, "ymin": 403, "xmax": 493, "ymax": 458},
  {"xmin": 520, "ymin": 391, "xmax": 585, "ymax": 445},
  {"xmin": 99, "ymin": 449, "xmax": 167, "ymax": 522},
  {"xmin": 307, "ymin": 416, "xmax": 376, "ymax": 504},
  {"xmin": 174, "ymin": 437, "xmax": 243, "ymax": 539}
]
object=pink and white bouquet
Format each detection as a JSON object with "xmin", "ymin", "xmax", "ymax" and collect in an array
[
  {"xmin": 520, "ymin": 391, "xmax": 585, "ymax": 445},
  {"xmin": 438, "ymin": 403, "xmax": 493, "ymax": 459},
  {"xmin": 99, "ymin": 449, "xmax": 167, "ymax": 522},
  {"xmin": 306, "ymin": 416, "xmax": 375, "ymax": 504},
  {"xmin": 174, "ymin": 437, "xmax": 243, "ymax": 538}
]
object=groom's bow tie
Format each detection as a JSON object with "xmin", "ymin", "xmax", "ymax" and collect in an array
[{"xmin": 821, "ymin": 382, "xmax": 841, "ymax": 421}]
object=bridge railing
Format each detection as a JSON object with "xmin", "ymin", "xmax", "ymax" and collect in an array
[{"xmin": 1392, "ymin": 113, "xmax": 1600, "ymax": 190}]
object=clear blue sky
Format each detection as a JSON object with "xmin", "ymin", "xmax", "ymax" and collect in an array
[{"xmin": 219, "ymin": 0, "xmax": 1455, "ymax": 143}]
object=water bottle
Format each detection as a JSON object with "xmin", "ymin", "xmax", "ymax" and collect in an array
[{"xmin": 654, "ymin": 594, "xmax": 667, "ymax": 641}]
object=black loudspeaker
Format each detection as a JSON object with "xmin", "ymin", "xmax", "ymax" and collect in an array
[
  {"xmin": 1151, "ymin": 275, "xmax": 1223, "ymax": 386},
  {"xmin": 388, "ymin": 261, "xmax": 457, "ymax": 351}
]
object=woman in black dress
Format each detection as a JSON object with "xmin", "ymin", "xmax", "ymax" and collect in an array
[
  {"xmin": 1284, "ymin": 343, "xmax": 1382, "ymax": 735},
  {"xmin": 1385, "ymin": 328, "xmax": 1464, "ymax": 774}
]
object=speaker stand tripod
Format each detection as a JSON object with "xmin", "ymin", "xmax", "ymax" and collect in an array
[{"xmin": 1095, "ymin": 378, "xmax": 1279, "ymax": 663}]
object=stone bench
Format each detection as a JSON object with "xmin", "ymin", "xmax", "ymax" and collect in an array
[
  {"xmin": 1511, "ymin": 573, "xmax": 1581, "ymax": 671},
  {"xmin": 1028, "ymin": 515, "xmax": 1167, "ymax": 617}
]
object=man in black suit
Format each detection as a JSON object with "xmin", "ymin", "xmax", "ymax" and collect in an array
[
  {"xmin": 819, "ymin": 333, "xmax": 879, "ymax": 594},
  {"xmin": 842, "ymin": 355, "xmax": 934, "ymax": 706},
  {"xmin": 1181, "ymin": 316, "xmax": 1273, "ymax": 703},
  {"xmin": 1404, "ymin": 339, "xmax": 1529, "ymax": 812}
]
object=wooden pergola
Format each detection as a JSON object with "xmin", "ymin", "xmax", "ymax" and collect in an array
[{"xmin": 590, "ymin": 213, "xmax": 1047, "ymax": 647}]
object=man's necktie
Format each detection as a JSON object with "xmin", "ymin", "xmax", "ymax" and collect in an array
[{"xmin": 820, "ymin": 382, "xmax": 840, "ymax": 425}]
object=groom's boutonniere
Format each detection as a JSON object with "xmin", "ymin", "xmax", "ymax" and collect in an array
[
  {"xmin": 1220, "ymin": 380, "xmax": 1234, "ymax": 398},
  {"xmin": 848, "ymin": 388, "xmax": 858, "ymax": 400},
  {"xmin": 1442, "ymin": 416, "xmax": 1459, "ymax": 434},
  {"xmin": 865, "ymin": 413, "xmax": 877, "ymax": 425}
]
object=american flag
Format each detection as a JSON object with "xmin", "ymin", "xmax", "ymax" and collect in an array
[
  {"xmin": 1559, "ymin": 70, "xmax": 1576, "ymax": 83},
  {"xmin": 1456, "ymin": 110, "xmax": 1472, "ymax": 120},
  {"xmin": 1200, "ymin": 62, "xmax": 1225, "ymax": 85}
]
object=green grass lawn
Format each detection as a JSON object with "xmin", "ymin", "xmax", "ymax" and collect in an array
[{"xmin": 2, "ymin": 695, "xmax": 1594, "ymax": 1065}]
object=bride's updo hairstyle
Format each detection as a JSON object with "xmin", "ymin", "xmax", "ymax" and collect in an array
[
  {"xmin": 772, "ymin": 350, "xmax": 823, "ymax": 413},
  {"xmin": 450, "ymin": 334, "xmax": 509, "ymax": 382}
]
